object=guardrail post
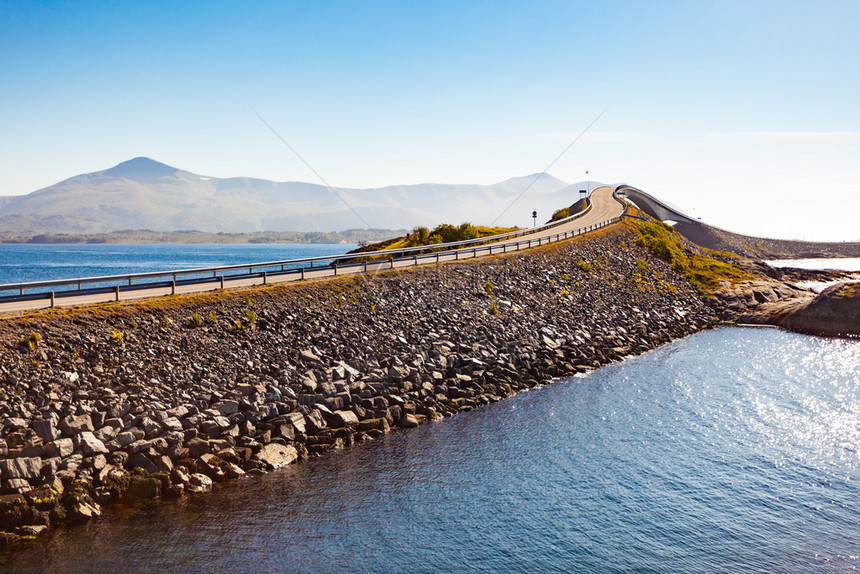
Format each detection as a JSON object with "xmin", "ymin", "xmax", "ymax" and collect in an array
[
  {"xmin": 171, "ymin": 280, "xmax": 176, "ymax": 295},
  {"xmin": 262, "ymin": 271, "xmax": 267, "ymax": 285},
  {"xmin": 363, "ymin": 260, "xmax": 368, "ymax": 272},
  {"xmin": 114, "ymin": 285, "xmax": 120, "ymax": 301},
  {"xmin": 333, "ymin": 263, "xmax": 338, "ymax": 276},
  {"xmin": 436, "ymin": 252, "xmax": 440, "ymax": 264},
  {"xmin": 300, "ymin": 267, "xmax": 305, "ymax": 280},
  {"xmin": 220, "ymin": 276, "xmax": 225, "ymax": 289},
  {"xmin": 390, "ymin": 259, "xmax": 394, "ymax": 269},
  {"xmin": 413, "ymin": 255, "xmax": 418, "ymax": 266},
  {"xmin": 50, "ymin": 292, "xmax": 55, "ymax": 308}
]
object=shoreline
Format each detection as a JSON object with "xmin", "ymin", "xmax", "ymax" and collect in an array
[{"xmin": 0, "ymin": 222, "xmax": 817, "ymax": 545}]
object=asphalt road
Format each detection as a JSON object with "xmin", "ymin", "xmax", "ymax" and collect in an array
[{"xmin": 0, "ymin": 185, "xmax": 625, "ymax": 314}]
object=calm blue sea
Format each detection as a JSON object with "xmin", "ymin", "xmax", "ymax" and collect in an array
[
  {"xmin": 767, "ymin": 257, "xmax": 860, "ymax": 271},
  {"xmin": 0, "ymin": 243, "xmax": 355, "ymax": 286},
  {"xmin": 2, "ymin": 327, "xmax": 858, "ymax": 572}
]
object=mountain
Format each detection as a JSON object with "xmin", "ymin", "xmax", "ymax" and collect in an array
[{"xmin": 0, "ymin": 158, "xmax": 589, "ymax": 234}]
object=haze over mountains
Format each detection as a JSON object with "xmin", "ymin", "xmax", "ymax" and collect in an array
[{"xmin": 0, "ymin": 157, "xmax": 591, "ymax": 234}]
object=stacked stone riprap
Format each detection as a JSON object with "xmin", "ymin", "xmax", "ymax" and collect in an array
[{"xmin": 0, "ymin": 226, "xmax": 719, "ymax": 544}]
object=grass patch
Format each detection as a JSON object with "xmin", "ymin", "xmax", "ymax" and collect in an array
[
  {"xmin": 550, "ymin": 207, "xmax": 570, "ymax": 221},
  {"xmin": 626, "ymin": 219, "xmax": 750, "ymax": 295},
  {"xmin": 350, "ymin": 222, "xmax": 519, "ymax": 254},
  {"xmin": 576, "ymin": 259, "xmax": 593, "ymax": 272},
  {"xmin": 18, "ymin": 331, "xmax": 41, "ymax": 350},
  {"xmin": 483, "ymin": 280, "xmax": 495, "ymax": 296},
  {"xmin": 704, "ymin": 248, "xmax": 739, "ymax": 259}
]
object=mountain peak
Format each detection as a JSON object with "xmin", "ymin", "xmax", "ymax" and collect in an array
[
  {"xmin": 498, "ymin": 172, "xmax": 568, "ymax": 189},
  {"xmin": 104, "ymin": 157, "xmax": 180, "ymax": 182}
]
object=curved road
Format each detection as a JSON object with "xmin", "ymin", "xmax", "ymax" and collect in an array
[{"xmin": 0, "ymin": 185, "xmax": 625, "ymax": 314}]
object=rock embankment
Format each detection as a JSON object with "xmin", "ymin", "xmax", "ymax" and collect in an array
[
  {"xmin": 0, "ymin": 225, "xmax": 718, "ymax": 544},
  {"xmin": 674, "ymin": 220, "xmax": 860, "ymax": 259}
]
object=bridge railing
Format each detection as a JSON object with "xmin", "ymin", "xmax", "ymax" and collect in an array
[{"xmin": 0, "ymin": 195, "xmax": 619, "ymax": 308}]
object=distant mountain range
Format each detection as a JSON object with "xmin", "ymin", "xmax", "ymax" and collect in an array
[{"xmin": 0, "ymin": 157, "xmax": 591, "ymax": 234}]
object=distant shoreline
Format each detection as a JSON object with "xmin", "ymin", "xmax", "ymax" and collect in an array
[{"xmin": 0, "ymin": 229, "xmax": 406, "ymax": 245}]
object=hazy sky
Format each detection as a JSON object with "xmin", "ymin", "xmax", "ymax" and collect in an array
[{"xmin": 2, "ymin": 1, "xmax": 858, "ymax": 240}]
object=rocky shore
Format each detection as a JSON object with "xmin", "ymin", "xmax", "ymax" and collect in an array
[
  {"xmin": 699, "ymin": 255, "xmax": 860, "ymax": 338},
  {"xmin": 0, "ymin": 224, "xmax": 726, "ymax": 544}
]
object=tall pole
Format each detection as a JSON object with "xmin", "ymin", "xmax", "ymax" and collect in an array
[{"xmin": 586, "ymin": 170, "xmax": 590, "ymax": 196}]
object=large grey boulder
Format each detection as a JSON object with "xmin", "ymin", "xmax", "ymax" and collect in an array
[
  {"xmin": 328, "ymin": 410, "xmax": 359, "ymax": 428},
  {"xmin": 32, "ymin": 419, "xmax": 61, "ymax": 442},
  {"xmin": 778, "ymin": 282, "xmax": 860, "ymax": 338},
  {"xmin": 254, "ymin": 443, "xmax": 297, "ymax": 469},
  {"xmin": 59, "ymin": 414, "xmax": 94, "ymax": 437},
  {"xmin": 114, "ymin": 431, "xmax": 137, "ymax": 447},
  {"xmin": 77, "ymin": 432, "xmax": 109, "ymax": 456},
  {"xmin": 214, "ymin": 400, "xmax": 239, "ymax": 416},
  {"xmin": 0, "ymin": 457, "xmax": 42, "ymax": 480},
  {"xmin": 44, "ymin": 438, "xmax": 74, "ymax": 458}
]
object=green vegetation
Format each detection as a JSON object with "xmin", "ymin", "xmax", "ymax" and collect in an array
[
  {"xmin": 704, "ymin": 248, "xmax": 739, "ymax": 259},
  {"xmin": 350, "ymin": 222, "xmax": 519, "ymax": 254},
  {"xmin": 636, "ymin": 258, "xmax": 650, "ymax": 272},
  {"xmin": 205, "ymin": 311, "xmax": 217, "ymax": 324},
  {"xmin": 245, "ymin": 309, "xmax": 256, "ymax": 324},
  {"xmin": 190, "ymin": 312, "xmax": 203, "ymax": 327},
  {"xmin": 550, "ymin": 207, "xmax": 570, "ymax": 221},
  {"xmin": 109, "ymin": 331, "xmax": 123, "ymax": 342},
  {"xmin": 488, "ymin": 300, "xmax": 498, "ymax": 315},
  {"xmin": 550, "ymin": 197, "xmax": 589, "ymax": 222},
  {"xmin": 626, "ymin": 219, "xmax": 750, "ymax": 295},
  {"xmin": 161, "ymin": 315, "xmax": 171, "ymax": 328},
  {"xmin": 840, "ymin": 282, "xmax": 860, "ymax": 297},
  {"xmin": 18, "ymin": 332, "xmax": 41, "ymax": 350},
  {"xmin": 483, "ymin": 280, "xmax": 495, "ymax": 296},
  {"xmin": 229, "ymin": 319, "xmax": 244, "ymax": 331},
  {"xmin": 576, "ymin": 259, "xmax": 593, "ymax": 272},
  {"xmin": 627, "ymin": 220, "xmax": 686, "ymax": 268}
]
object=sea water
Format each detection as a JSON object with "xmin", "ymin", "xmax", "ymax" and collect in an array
[{"xmin": 0, "ymin": 243, "xmax": 355, "ymax": 286}]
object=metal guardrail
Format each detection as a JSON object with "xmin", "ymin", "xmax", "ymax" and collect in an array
[{"xmin": 0, "ymin": 189, "xmax": 621, "ymax": 308}]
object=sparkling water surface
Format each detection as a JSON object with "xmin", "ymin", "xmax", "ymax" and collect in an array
[{"xmin": 2, "ymin": 327, "xmax": 858, "ymax": 572}]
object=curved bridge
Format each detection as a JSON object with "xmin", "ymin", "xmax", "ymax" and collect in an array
[{"xmin": 615, "ymin": 185, "xmax": 696, "ymax": 224}]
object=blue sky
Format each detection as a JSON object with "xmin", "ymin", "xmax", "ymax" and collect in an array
[{"xmin": 1, "ymin": 0, "xmax": 858, "ymax": 239}]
